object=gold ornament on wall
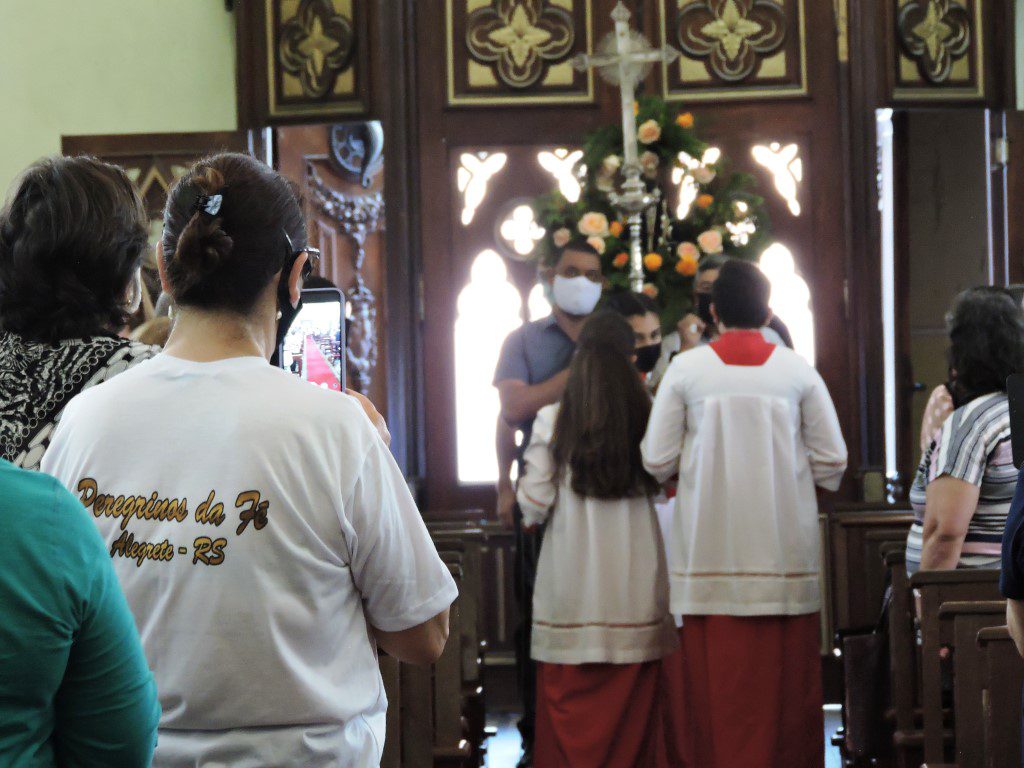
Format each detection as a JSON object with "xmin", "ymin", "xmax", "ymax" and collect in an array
[
  {"xmin": 278, "ymin": 0, "xmax": 355, "ymax": 98},
  {"xmin": 660, "ymin": 0, "xmax": 807, "ymax": 102},
  {"xmin": 677, "ymin": 0, "xmax": 787, "ymax": 82},
  {"xmin": 889, "ymin": 0, "xmax": 983, "ymax": 101},
  {"xmin": 447, "ymin": 0, "xmax": 593, "ymax": 106},
  {"xmin": 467, "ymin": 0, "xmax": 575, "ymax": 88},
  {"xmin": 265, "ymin": 0, "xmax": 366, "ymax": 118},
  {"xmin": 896, "ymin": 0, "xmax": 970, "ymax": 84}
]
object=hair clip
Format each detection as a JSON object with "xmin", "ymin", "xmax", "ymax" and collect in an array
[{"xmin": 194, "ymin": 191, "xmax": 224, "ymax": 217}]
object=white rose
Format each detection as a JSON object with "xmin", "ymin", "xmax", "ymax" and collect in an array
[
  {"xmin": 586, "ymin": 235, "xmax": 606, "ymax": 255},
  {"xmin": 697, "ymin": 229, "xmax": 724, "ymax": 254},
  {"xmin": 693, "ymin": 166, "xmax": 716, "ymax": 185},
  {"xmin": 637, "ymin": 119, "xmax": 662, "ymax": 145},
  {"xmin": 602, "ymin": 155, "xmax": 622, "ymax": 174},
  {"xmin": 578, "ymin": 212, "xmax": 610, "ymax": 237}
]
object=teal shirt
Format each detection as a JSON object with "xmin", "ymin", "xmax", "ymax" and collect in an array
[{"xmin": 0, "ymin": 460, "xmax": 159, "ymax": 767}]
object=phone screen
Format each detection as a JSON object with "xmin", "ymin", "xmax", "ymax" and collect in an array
[{"xmin": 279, "ymin": 288, "xmax": 346, "ymax": 391}]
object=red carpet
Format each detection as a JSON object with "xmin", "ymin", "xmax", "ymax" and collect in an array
[{"xmin": 302, "ymin": 335, "xmax": 340, "ymax": 391}]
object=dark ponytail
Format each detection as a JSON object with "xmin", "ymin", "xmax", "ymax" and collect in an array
[{"xmin": 162, "ymin": 153, "xmax": 305, "ymax": 313}]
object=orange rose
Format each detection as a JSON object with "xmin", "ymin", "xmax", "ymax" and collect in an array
[
  {"xmin": 613, "ymin": 252, "xmax": 629, "ymax": 269},
  {"xmin": 676, "ymin": 253, "xmax": 699, "ymax": 276},
  {"xmin": 642, "ymin": 283, "xmax": 659, "ymax": 299},
  {"xmin": 676, "ymin": 112, "xmax": 695, "ymax": 129},
  {"xmin": 644, "ymin": 252, "xmax": 663, "ymax": 272},
  {"xmin": 609, "ymin": 220, "xmax": 624, "ymax": 238},
  {"xmin": 696, "ymin": 194, "xmax": 714, "ymax": 210}
]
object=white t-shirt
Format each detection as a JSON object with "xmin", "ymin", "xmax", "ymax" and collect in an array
[{"xmin": 42, "ymin": 354, "xmax": 458, "ymax": 768}]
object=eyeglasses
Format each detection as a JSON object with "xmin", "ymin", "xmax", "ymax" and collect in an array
[{"xmin": 283, "ymin": 231, "xmax": 321, "ymax": 280}]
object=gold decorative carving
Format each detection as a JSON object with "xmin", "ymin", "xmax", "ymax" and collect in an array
[
  {"xmin": 278, "ymin": 0, "xmax": 355, "ymax": 98},
  {"xmin": 661, "ymin": 0, "xmax": 806, "ymax": 101},
  {"xmin": 676, "ymin": 0, "xmax": 787, "ymax": 82},
  {"xmin": 896, "ymin": 0, "xmax": 970, "ymax": 84},
  {"xmin": 466, "ymin": 0, "xmax": 576, "ymax": 88}
]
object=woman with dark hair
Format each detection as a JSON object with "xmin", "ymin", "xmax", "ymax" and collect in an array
[
  {"xmin": 906, "ymin": 286, "xmax": 1024, "ymax": 574},
  {"xmin": 42, "ymin": 153, "xmax": 457, "ymax": 767},
  {"xmin": 517, "ymin": 311, "xmax": 677, "ymax": 768},
  {"xmin": 0, "ymin": 156, "xmax": 157, "ymax": 470}
]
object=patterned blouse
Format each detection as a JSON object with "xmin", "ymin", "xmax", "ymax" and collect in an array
[
  {"xmin": 906, "ymin": 392, "xmax": 1016, "ymax": 574},
  {"xmin": 0, "ymin": 331, "xmax": 157, "ymax": 470}
]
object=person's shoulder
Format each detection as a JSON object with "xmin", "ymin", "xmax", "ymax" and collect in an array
[
  {"xmin": 950, "ymin": 392, "xmax": 1009, "ymax": 432},
  {"xmin": 262, "ymin": 368, "xmax": 380, "ymax": 441},
  {"xmin": 0, "ymin": 460, "xmax": 97, "ymax": 546}
]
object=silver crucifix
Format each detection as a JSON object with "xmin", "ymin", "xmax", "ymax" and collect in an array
[{"xmin": 571, "ymin": 2, "xmax": 681, "ymax": 292}]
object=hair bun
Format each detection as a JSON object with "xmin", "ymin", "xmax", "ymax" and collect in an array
[{"xmin": 168, "ymin": 166, "xmax": 233, "ymax": 293}]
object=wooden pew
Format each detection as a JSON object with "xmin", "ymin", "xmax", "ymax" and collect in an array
[
  {"xmin": 829, "ymin": 504, "xmax": 914, "ymax": 635},
  {"xmin": 912, "ymin": 569, "xmax": 1002, "ymax": 764},
  {"xmin": 380, "ymin": 654, "xmax": 402, "ymax": 768},
  {"xmin": 936, "ymin": 601, "xmax": 1007, "ymax": 768},
  {"xmin": 885, "ymin": 547, "xmax": 923, "ymax": 767},
  {"xmin": 433, "ymin": 559, "xmax": 473, "ymax": 767},
  {"xmin": 978, "ymin": 626, "xmax": 1024, "ymax": 768},
  {"xmin": 430, "ymin": 524, "xmax": 489, "ymax": 762},
  {"xmin": 828, "ymin": 506, "xmax": 912, "ymax": 764}
]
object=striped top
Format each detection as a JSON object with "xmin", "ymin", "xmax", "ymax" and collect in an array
[{"xmin": 906, "ymin": 392, "xmax": 1015, "ymax": 574}]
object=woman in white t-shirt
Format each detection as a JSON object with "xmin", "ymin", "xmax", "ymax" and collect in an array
[
  {"xmin": 517, "ymin": 311, "xmax": 677, "ymax": 768},
  {"xmin": 42, "ymin": 153, "xmax": 458, "ymax": 768}
]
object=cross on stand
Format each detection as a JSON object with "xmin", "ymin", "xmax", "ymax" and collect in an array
[{"xmin": 571, "ymin": 2, "xmax": 680, "ymax": 292}]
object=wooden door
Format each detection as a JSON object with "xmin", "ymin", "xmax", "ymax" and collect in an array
[{"xmin": 416, "ymin": 0, "xmax": 856, "ymax": 516}]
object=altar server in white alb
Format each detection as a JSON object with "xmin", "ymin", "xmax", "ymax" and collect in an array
[
  {"xmin": 641, "ymin": 259, "xmax": 847, "ymax": 768},
  {"xmin": 518, "ymin": 312, "xmax": 677, "ymax": 768}
]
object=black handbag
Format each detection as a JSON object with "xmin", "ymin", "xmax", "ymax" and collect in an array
[{"xmin": 840, "ymin": 590, "xmax": 892, "ymax": 760}]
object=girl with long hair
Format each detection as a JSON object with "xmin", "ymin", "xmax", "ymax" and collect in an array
[{"xmin": 517, "ymin": 311, "xmax": 677, "ymax": 768}]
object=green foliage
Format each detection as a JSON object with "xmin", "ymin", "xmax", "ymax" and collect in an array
[{"xmin": 532, "ymin": 95, "xmax": 772, "ymax": 330}]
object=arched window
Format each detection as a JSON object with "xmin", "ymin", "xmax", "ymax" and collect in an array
[{"xmin": 454, "ymin": 250, "xmax": 525, "ymax": 483}]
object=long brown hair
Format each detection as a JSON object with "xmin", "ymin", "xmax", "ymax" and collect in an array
[{"xmin": 550, "ymin": 311, "xmax": 660, "ymax": 499}]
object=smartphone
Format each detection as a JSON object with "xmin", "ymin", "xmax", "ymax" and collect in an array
[{"xmin": 278, "ymin": 288, "xmax": 346, "ymax": 392}]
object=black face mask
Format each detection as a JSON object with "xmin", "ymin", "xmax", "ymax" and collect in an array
[
  {"xmin": 635, "ymin": 343, "xmax": 662, "ymax": 374},
  {"xmin": 696, "ymin": 292, "xmax": 714, "ymax": 326}
]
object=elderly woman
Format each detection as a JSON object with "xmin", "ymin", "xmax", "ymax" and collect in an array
[
  {"xmin": 0, "ymin": 156, "xmax": 158, "ymax": 470},
  {"xmin": 906, "ymin": 287, "xmax": 1024, "ymax": 574}
]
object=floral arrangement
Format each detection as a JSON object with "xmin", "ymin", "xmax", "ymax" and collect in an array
[{"xmin": 532, "ymin": 95, "xmax": 771, "ymax": 329}]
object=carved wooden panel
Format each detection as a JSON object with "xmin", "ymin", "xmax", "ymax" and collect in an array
[
  {"xmin": 266, "ymin": 0, "xmax": 368, "ymax": 118},
  {"xmin": 446, "ymin": 0, "xmax": 594, "ymax": 106},
  {"xmin": 889, "ymin": 0, "xmax": 984, "ymax": 101},
  {"xmin": 659, "ymin": 0, "xmax": 808, "ymax": 102}
]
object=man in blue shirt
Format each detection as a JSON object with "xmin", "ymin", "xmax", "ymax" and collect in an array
[
  {"xmin": 0, "ymin": 459, "xmax": 159, "ymax": 767},
  {"xmin": 493, "ymin": 237, "xmax": 603, "ymax": 766}
]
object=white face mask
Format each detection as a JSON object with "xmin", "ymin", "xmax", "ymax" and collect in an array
[{"xmin": 552, "ymin": 275, "xmax": 602, "ymax": 317}]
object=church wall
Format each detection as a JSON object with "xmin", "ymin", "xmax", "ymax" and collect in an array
[{"xmin": 0, "ymin": 1, "xmax": 237, "ymax": 194}]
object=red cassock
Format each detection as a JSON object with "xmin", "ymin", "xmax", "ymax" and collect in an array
[
  {"xmin": 535, "ymin": 661, "xmax": 661, "ymax": 768},
  {"xmin": 659, "ymin": 614, "xmax": 823, "ymax": 768}
]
